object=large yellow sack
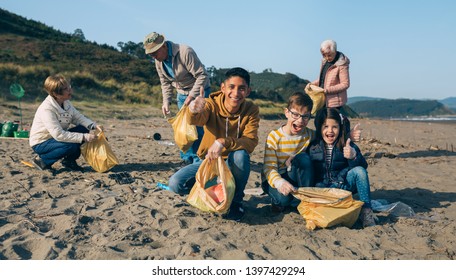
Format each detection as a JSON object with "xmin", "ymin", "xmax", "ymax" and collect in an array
[
  {"xmin": 293, "ymin": 187, "xmax": 364, "ymax": 230},
  {"xmin": 81, "ymin": 131, "xmax": 119, "ymax": 173},
  {"xmin": 167, "ymin": 104, "xmax": 198, "ymax": 153},
  {"xmin": 187, "ymin": 157, "xmax": 235, "ymax": 214},
  {"xmin": 304, "ymin": 84, "xmax": 325, "ymax": 115}
]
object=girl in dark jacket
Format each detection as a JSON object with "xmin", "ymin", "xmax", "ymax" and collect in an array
[{"xmin": 308, "ymin": 108, "xmax": 377, "ymax": 227}]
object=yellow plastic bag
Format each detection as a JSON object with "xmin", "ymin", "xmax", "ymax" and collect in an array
[
  {"xmin": 167, "ymin": 104, "xmax": 198, "ymax": 153},
  {"xmin": 81, "ymin": 131, "xmax": 119, "ymax": 173},
  {"xmin": 305, "ymin": 84, "xmax": 326, "ymax": 115},
  {"xmin": 293, "ymin": 187, "xmax": 364, "ymax": 230},
  {"xmin": 186, "ymin": 157, "xmax": 235, "ymax": 214}
]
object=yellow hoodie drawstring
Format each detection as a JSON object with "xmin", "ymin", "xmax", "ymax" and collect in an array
[{"xmin": 225, "ymin": 116, "xmax": 241, "ymax": 139}]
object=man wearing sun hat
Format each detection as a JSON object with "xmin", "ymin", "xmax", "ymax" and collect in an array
[{"xmin": 144, "ymin": 32, "xmax": 210, "ymax": 164}]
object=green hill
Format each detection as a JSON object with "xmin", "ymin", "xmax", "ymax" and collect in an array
[
  {"xmin": 347, "ymin": 96, "xmax": 385, "ymax": 104},
  {"xmin": 0, "ymin": 8, "xmax": 310, "ymax": 108},
  {"xmin": 440, "ymin": 97, "xmax": 456, "ymax": 111},
  {"xmin": 350, "ymin": 99, "xmax": 454, "ymax": 118},
  {"xmin": 0, "ymin": 8, "xmax": 161, "ymax": 104}
]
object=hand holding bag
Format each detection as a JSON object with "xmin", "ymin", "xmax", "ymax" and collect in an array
[
  {"xmin": 167, "ymin": 104, "xmax": 198, "ymax": 153},
  {"xmin": 305, "ymin": 84, "xmax": 326, "ymax": 115},
  {"xmin": 186, "ymin": 157, "xmax": 236, "ymax": 214},
  {"xmin": 81, "ymin": 130, "xmax": 119, "ymax": 173}
]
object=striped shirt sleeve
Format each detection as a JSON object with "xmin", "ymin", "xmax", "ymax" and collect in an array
[{"xmin": 262, "ymin": 127, "xmax": 314, "ymax": 188}]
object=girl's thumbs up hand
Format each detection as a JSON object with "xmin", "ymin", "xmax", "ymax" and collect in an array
[{"xmin": 343, "ymin": 138, "xmax": 356, "ymax": 159}]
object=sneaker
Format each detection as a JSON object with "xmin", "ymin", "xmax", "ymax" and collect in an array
[
  {"xmin": 62, "ymin": 159, "xmax": 85, "ymax": 172},
  {"xmin": 223, "ymin": 202, "xmax": 245, "ymax": 222},
  {"xmin": 360, "ymin": 208, "xmax": 378, "ymax": 228},
  {"xmin": 32, "ymin": 156, "xmax": 50, "ymax": 170}
]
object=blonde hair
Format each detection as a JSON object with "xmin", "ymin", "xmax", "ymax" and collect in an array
[{"xmin": 44, "ymin": 74, "xmax": 70, "ymax": 98}]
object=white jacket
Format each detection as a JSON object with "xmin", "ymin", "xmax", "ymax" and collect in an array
[{"xmin": 29, "ymin": 95, "xmax": 94, "ymax": 147}]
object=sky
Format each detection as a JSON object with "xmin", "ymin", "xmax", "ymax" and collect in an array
[{"xmin": 1, "ymin": 0, "xmax": 455, "ymax": 100}]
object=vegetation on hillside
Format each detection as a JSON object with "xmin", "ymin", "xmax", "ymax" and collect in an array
[
  {"xmin": 0, "ymin": 8, "xmax": 307, "ymax": 108},
  {"xmin": 350, "ymin": 99, "xmax": 454, "ymax": 118},
  {"xmin": 0, "ymin": 8, "xmax": 160, "ymax": 104},
  {"xmin": 1, "ymin": 8, "xmax": 453, "ymax": 118}
]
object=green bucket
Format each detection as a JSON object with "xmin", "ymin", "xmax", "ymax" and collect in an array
[{"xmin": 14, "ymin": 130, "xmax": 29, "ymax": 138}]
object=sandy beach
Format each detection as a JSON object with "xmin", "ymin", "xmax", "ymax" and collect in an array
[{"xmin": 1, "ymin": 102, "xmax": 455, "ymax": 260}]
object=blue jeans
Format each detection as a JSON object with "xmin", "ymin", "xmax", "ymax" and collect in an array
[
  {"xmin": 32, "ymin": 125, "xmax": 89, "ymax": 166},
  {"xmin": 168, "ymin": 150, "xmax": 251, "ymax": 203},
  {"xmin": 176, "ymin": 87, "xmax": 210, "ymax": 163},
  {"xmin": 264, "ymin": 153, "xmax": 313, "ymax": 207},
  {"xmin": 332, "ymin": 166, "xmax": 372, "ymax": 208}
]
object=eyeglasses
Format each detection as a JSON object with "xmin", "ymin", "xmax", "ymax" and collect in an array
[
  {"xmin": 62, "ymin": 84, "xmax": 72, "ymax": 91},
  {"xmin": 288, "ymin": 108, "xmax": 311, "ymax": 121}
]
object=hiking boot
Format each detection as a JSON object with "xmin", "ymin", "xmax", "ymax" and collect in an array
[
  {"xmin": 32, "ymin": 156, "xmax": 51, "ymax": 171},
  {"xmin": 360, "ymin": 207, "xmax": 378, "ymax": 228},
  {"xmin": 62, "ymin": 159, "xmax": 85, "ymax": 172},
  {"xmin": 223, "ymin": 201, "xmax": 245, "ymax": 222}
]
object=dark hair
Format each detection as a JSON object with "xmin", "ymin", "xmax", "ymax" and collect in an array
[
  {"xmin": 287, "ymin": 92, "xmax": 313, "ymax": 112},
  {"xmin": 224, "ymin": 67, "xmax": 250, "ymax": 86},
  {"xmin": 314, "ymin": 108, "xmax": 348, "ymax": 150}
]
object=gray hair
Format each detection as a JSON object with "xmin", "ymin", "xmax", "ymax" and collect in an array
[{"xmin": 320, "ymin": 39, "xmax": 337, "ymax": 53}]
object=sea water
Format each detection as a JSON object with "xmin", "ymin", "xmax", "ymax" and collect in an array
[{"xmin": 390, "ymin": 116, "xmax": 456, "ymax": 122}]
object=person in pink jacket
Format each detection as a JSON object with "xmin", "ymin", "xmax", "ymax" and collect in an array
[{"xmin": 306, "ymin": 39, "xmax": 350, "ymax": 109}]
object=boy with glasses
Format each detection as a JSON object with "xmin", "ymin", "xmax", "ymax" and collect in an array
[{"xmin": 261, "ymin": 92, "xmax": 315, "ymax": 212}]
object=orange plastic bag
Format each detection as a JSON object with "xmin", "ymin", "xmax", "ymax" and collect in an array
[
  {"xmin": 305, "ymin": 84, "xmax": 325, "ymax": 115},
  {"xmin": 81, "ymin": 131, "xmax": 119, "ymax": 173},
  {"xmin": 167, "ymin": 105, "xmax": 198, "ymax": 153},
  {"xmin": 186, "ymin": 157, "xmax": 235, "ymax": 214},
  {"xmin": 293, "ymin": 187, "xmax": 364, "ymax": 230}
]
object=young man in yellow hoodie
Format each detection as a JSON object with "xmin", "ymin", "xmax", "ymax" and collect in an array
[{"xmin": 168, "ymin": 67, "xmax": 260, "ymax": 221}]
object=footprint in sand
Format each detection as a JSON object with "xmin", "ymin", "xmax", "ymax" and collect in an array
[
  {"xmin": 178, "ymin": 219, "xmax": 188, "ymax": 229},
  {"xmin": 12, "ymin": 244, "xmax": 32, "ymax": 259},
  {"xmin": 150, "ymin": 209, "xmax": 158, "ymax": 218}
]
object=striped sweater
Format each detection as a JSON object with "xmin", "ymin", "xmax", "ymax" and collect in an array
[{"xmin": 262, "ymin": 126, "xmax": 315, "ymax": 188}]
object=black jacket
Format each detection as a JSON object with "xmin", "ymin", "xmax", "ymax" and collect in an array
[{"xmin": 308, "ymin": 139, "xmax": 367, "ymax": 188}]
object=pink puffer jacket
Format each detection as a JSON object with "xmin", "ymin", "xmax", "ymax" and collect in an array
[{"xmin": 311, "ymin": 52, "xmax": 350, "ymax": 108}]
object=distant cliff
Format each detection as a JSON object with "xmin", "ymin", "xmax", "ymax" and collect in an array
[{"xmin": 349, "ymin": 98, "xmax": 454, "ymax": 117}]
